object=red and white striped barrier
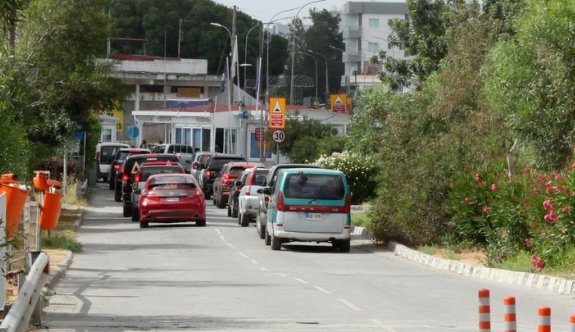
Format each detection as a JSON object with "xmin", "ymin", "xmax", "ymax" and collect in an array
[
  {"xmin": 538, "ymin": 307, "xmax": 551, "ymax": 332},
  {"xmin": 503, "ymin": 296, "xmax": 516, "ymax": 332},
  {"xmin": 478, "ymin": 289, "xmax": 491, "ymax": 332}
]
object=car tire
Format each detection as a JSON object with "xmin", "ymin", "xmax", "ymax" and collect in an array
[
  {"xmin": 216, "ymin": 196, "xmax": 226, "ymax": 209},
  {"xmin": 264, "ymin": 228, "xmax": 271, "ymax": 246},
  {"xmin": 102, "ymin": 176, "xmax": 108, "ymax": 183},
  {"xmin": 271, "ymin": 232, "xmax": 282, "ymax": 250},
  {"xmin": 131, "ymin": 207, "xmax": 139, "ymax": 222},
  {"xmin": 231, "ymin": 201, "xmax": 238, "ymax": 218},
  {"xmin": 227, "ymin": 204, "xmax": 231, "ymax": 217},
  {"xmin": 237, "ymin": 213, "xmax": 242, "ymax": 225},
  {"xmin": 139, "ymin": 221, "xmax": 148, "ymax": 228},
  {"xmin": 123, "ymin": 203, "xmax": 131, "ymax": 217},
  {"xmin": 240, "ymin": 213, "xmax": 249, "ymax": 227},
  {"xmin": 196, "ymin": 219, "xmax": 206, "ymax": 227},
  {"xmin": 114, "ymin": 189, "xmax": 121, "ymax": 202},
  {"xmin": 109, "ymin": 179, "xmax": 114, "ymax": 190},
  {"xmin": 336, "ymin": 239, "xmax": 351, "ymax": 253},
  {"xmin": 257, "ymin": 222, "xmax": 265, "ymax": 240}
]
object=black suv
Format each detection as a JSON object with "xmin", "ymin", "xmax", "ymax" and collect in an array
[
  {"xmin": 199, "ymin": 154, "xmax": 245, "ymax": 199},
  {"xmin": 120, "ymin": 154, "xmax": 181, "ymax": 217}
]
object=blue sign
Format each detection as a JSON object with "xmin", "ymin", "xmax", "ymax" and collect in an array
[
  {"xmin": 75, "ymin": 130, "xmax": 85, "ymax": 140},
  {"xmin": 128, "ymin": 126, "xmax": 139, "ymax": 140}
]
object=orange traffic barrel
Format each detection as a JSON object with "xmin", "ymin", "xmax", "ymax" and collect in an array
[
  {"xmin": 33, "ymin": 171, "xmax": 48, "ymax": 192},
  {"xmin": 0, "ymin": 182, "xmax": 29, "ymax": 238},
  {"xmin": 39, "ymin": 191, "xmax": 63, "ymax": 230}
]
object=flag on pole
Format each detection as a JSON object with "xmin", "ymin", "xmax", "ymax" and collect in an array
[{"xmin": 231, "ymin": 35, "xmax": 238, "ymax": 80}]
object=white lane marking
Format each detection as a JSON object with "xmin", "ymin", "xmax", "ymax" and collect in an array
[
  {"xmin": 313, "ymin": 286, "xmax": 332, "ymax": 294},
  {"xmin": 239, "ymin": 252, "xmax": 249, "ymax": 258},
  {"xmin": 274, "ymin": 272, "xmax": 287, "ymax": 277},
  {"xmin": 260, "ymin": 267, "xmax": 269, "ymax": 272},
  {"xmin": 337, "ymin": 298, "xmax": 362, "ymax": 312},
  {"xmin": 214, "ymin": 228, "xmax": 222, "ymax": 235},
  {"xmin": 226, "ymin": 243, "xmax": 236, "ymax": 249},
  {"xmin": 369, "ymin": 319, "xmax": 399, "ymax": 332},
  {"xmin": 250, "ymin": 259, "xmax": 258, "ymax": 265},
  {"xmin": 294, "ymin": 277, "xmax": 309, "ymax": 285}
]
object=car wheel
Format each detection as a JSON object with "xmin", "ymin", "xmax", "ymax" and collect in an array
[
  {"xmin": 237, "ymin": 213, "xmax": 242, "ymax": 225},
  {"xmin": 227, "ymin": 204, "xmax": 231, "ymax": 217},
  {"xmin": 131, "ymin": 207, "xmax": 139, "ymax": 222},
  {"xmin": 240, "ymin": 213, "xmax": 250, "ymax": 227},
  {"xmin": 264, "ymin": 228, "xmax": 271, "ymax": 246},
  {"xmin": 335, "ymin": 239, "xmax": 351, "ymax": 253},
  {"xmin": 257, "ymin": 222, "xmax": 265, "ymax": 240},
  {"xmin": 231, "ymin": 201, "xmax": 238, "ymax": 218},
  {"xmin": 216, "ymin": 196, "xmax": 226, "ymax": 209},
  {"xmin": 109, "ymin": 179, "xmax": 114, "ymax": 190},
  {"xmin": 102, "ymin": 176, "xmax": 108, "ymax": 183},
  {"xmin": 140, "ymin": 221, "xmax": 148, "ymax": 228},
  {"xmin": 114, "ymin": 189, "xmax": 122, "ymax": 202},
  {"xmin": 271, "ymin": 232, "xmax": 282, "ymax": 251},
  {"xmin": 196, "ymin": 219, "xmax": 206, "ymax": 227},
  {"xmin": 123, "ymin": 203, "xmax": 131, "ymax": 217}
]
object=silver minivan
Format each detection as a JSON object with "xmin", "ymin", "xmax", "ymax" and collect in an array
[{"xmin": 263, "ymin": 168, "xmax": 352, "ymax": 252}]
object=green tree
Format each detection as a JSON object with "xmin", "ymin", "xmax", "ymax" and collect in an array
[
  {"xmin": 279, "ymin": 114, "xmax": 339, "ymax": 163},
  {"xmin": 483, "ymin": 0, "xmax": 575, "ymax": 170}
]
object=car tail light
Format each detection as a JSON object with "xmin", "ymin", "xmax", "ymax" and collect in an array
[
  {"xmin": 276, "ymin": 192, "xmax": 286, "ymax": 211},
  {"xmin": 344, "ymin": 193, "xmax": 351, "ymax": 213},
  {"xmin": 122, "ymin": 174, "xmax": 129, "ymax": 182},
  {"xmin": 134, "ymin": 174, "xmax": 141, "ymax": 183},
  {"xmin": 244, "ymin": 186, "xmax": 251, "ymax": 195},
  {"xmin": 205, "ymin": 170, "xmax": 212, "ymax": 179},
  {"xmin": 114, "ymin": 163, "xmax": 121, "ymax": 170}
]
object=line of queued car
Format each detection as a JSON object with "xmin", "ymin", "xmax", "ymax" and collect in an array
[
  {"xmin": 99, "ymin": 144, "xmax": 353, "ymax": 252},
  {"xmin": 102, "ymin": 144, "xmax": 208, "ymax": 229}
]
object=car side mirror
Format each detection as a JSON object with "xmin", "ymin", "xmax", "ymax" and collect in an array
[
  {"xmin": 234, "ymin": 180, "xmax": 242, "ymax": 187},
  {"xmin": 192, "ymin": 162, "xmax": 200, "ymax": 170}
]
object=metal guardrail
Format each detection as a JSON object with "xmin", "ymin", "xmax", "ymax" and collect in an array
[{"xmin": 0, "ymin": 252, "xmax": 49, "ymax": 332}]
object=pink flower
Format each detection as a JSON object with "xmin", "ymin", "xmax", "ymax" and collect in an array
[
  {"xmin": 481, "ymin": 205, "xmax": 489, "ymax": 214},
  {"xmin": 543, "ymin": 199, "xmax": 553, "ymax": 211},
  {"xmin": 474, "ymin": 172, "xmax": 481, "ymax": 181},
  {"xmin": 490, "ymin": 183, "xmax": 497, "ymax": 191},
  {"xmin": 561, "ymin": 206, "xmax": 570, "ymax": 213},
  {"xmin": 463, "ymin": 197, "xmax": 471, "ymax": 205},
  {"xmin": 524, "ymin": 238, "xmax": 532, "ymax": 249},
  {"xmin": 544, "ymin": 210, "xmax": 558, "ymax": 224},
  {"xmin": 531, "ymin": 255, "xmax": 545, "ymax": 272}
]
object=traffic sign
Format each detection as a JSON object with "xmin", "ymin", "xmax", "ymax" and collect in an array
[
  {"xmin": 272, "ymin": 129, "xmax": 286, "ymax": 143},
  {"xmin": 127, "ymin": 125, "xmax": 139, "ymax": 139},
  {"xmin": 268, "ymin": 97, "xmax": 286, "ymax": 129}
]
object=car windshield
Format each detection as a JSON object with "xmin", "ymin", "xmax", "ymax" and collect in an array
[
  {"xmin": 284, "ymin": 174, "xmax": 344, "ymax": 200},
  {"xmin": 230, "ymin": 167, "xmax": 248, "ymax": 176},
  {"xmin": 211, "ymin": 158, "xmax": 243, "ymax": 169},
  {"xmin": 140, "ymin": 166, "xmax": 183, "ymax": 182}
]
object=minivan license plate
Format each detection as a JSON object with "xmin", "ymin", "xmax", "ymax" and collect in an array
[
  {"xmin": 165, "ymin": 197, "xmax": 179, "ymax": 202},
  {"xmin": 306, "ymin": 212, "xmax": 322, "ymax": 221}
]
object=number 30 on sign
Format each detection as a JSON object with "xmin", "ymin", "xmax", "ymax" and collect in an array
[{"xmin": 272, "ymin": 129, "xmax": 286, "ymax": 143}]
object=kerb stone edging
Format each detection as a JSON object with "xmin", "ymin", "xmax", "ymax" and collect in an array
[{"xmin": 387, "ymin": 241, "xmax": 575, "ymax": 296}]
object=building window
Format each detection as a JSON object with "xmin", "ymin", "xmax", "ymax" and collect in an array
[
  {"xmin": 367, "ymin": 42, "xmax": 380, "ymax": 53},
  {"xmin": 368, "ymin": 18, "xmax": 379, "ymax": 28}
]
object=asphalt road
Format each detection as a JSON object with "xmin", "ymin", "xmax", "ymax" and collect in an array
[{"xmin": 39, "ymin": 183, "xmax": 575, "ymax": 331}]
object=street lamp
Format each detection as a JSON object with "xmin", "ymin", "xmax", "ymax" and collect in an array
[
  {"xmin": 244, "ymin": 22, "xmax": 261, "ymax": 92},
  {"xmin": 306, "ymin": 49, "xmax": 328, "ymax": 104},
  {"xmin": 302, "ymin": 51, "xmax": 318, "ymax": 103},
  {"xmin": 288, "ymin": 0, "xmax": 326, "ymax": 106}
]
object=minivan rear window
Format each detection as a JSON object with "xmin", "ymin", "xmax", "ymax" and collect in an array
[{"xmin": 284, "ymin": 174, "xmax": 344, "ymax": 200}]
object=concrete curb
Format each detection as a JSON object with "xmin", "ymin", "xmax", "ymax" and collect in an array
[{"xmin": 351, "ymin": 226, "xmax": 575, "ymax": 296}]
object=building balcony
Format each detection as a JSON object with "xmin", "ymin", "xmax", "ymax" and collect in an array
[{"xmin": 342, "ymin": 27, "xmax": 362, "ymax": 39}]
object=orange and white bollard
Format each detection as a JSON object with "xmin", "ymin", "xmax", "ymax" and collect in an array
[
  {"xmin": 478, "ymin": 289, "xmax": 491, "ymax": 332},
  {"xmin": 538, "ymin": 307, "xmax": 551, "ymax": 332},
  {"xmin": 570, "ymin": 314, "xmax": 575, "ymax": 332},
  {"xmin": 503, "ymin": 296, "xmax": 516, "ymax": 332}
]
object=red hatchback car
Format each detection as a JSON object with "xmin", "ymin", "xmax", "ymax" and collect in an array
[{"xmin": 137, "ymin": 173, "xmax": 206, "ymax": 228}]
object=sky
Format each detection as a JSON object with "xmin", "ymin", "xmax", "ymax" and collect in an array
[{"xmin": 212, "ymin": 0, "xmax": 403, "ymax": 23}]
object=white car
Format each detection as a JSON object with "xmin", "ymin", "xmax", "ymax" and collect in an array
[
  {"xmin": 237, "ymin": 167, "xmax": 269, "ymax": 227},
  {"xmin": 95, "ymin": 142, "xmax": 130, "ymax": 182}
]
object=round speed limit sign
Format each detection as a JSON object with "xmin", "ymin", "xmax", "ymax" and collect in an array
[{"xmin": 272, "ymin": 129, "xmax": 286, "ymax": 143}]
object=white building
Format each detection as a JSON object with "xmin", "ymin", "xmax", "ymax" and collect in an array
[
  {"xmin": 103, "ymin": 54, "xmax": 352, "ymax": 162},
  {"xmin": 340, "ymin": 1, "xmax": 407, "ymax": 90}
]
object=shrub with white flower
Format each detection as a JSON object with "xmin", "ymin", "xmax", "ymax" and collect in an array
[{"xmin": 313, "ymin": 151, "xmax": 378, "ymax": 204}]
